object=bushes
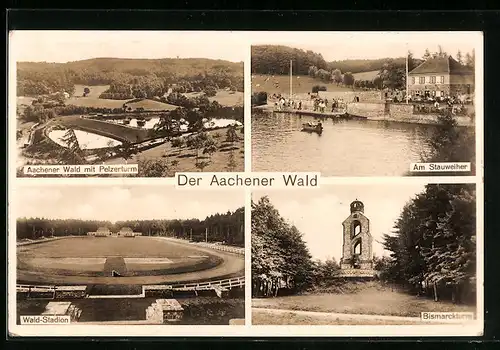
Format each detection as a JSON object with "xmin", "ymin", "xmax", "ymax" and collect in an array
[
  {"xmin": 312, "ymin": 85, "xmax": 327, "ymax": 93},
  {"xmin": 251, "ymin": 91, "xmax": 268, "ymax": 106}
]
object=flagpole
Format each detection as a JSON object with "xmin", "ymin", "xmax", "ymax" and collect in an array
[
  {"xmin": 406, "ymin": 51, "xmax": 409, "ymax": 104},
  {"xmin": 289, "ymin": 59, "xmax": 292, "ymax": 101}
]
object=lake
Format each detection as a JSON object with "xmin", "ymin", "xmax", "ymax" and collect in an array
[
  {"xmin": 49, "ymin": 129, "xmax": 122, "ymax": 150},
  {"xmin": 106, "ymin": 117, "xmax": 241, "ymax": 131},
  {"xmin": 251, "ymin": 112, "xmax": 436, "ymax": 176}
]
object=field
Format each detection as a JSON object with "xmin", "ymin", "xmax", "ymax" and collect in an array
[
  {"xmin": 252, "ymin": 309, "xmax": 423, "ymax": 325},
  {"xmin": 125, "ymin": 99, "xmax": 178, "ymax": 111},
  {"xmin": 104, "ymin": 126, "xmax": 245, "ymax": 174},
  {"xmin": 251, "ymin": 74, "xmax": 353, "ymax": 96},
  {"xmin": 17, "ymin": 237, "xmax": 244, "ymax": 285},
  {"xmin": 209, "ymin": 90, "xmax": 244, "ymax": 106},
  {"xmin": 252, "ymin": 282, "xmax": 476, "ymax": 319},
  {"xmin": 353, "ymin": 70, "xmax": 379, "ymax": 81}
]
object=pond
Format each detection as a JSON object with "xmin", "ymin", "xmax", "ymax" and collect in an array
[
  {"xmin": 48, "ymin": 128, "xmax": 122, "ymax": 150},
  {"xmin": 251, "ymin": 112, "xmax": 436, "ymax": 176}
]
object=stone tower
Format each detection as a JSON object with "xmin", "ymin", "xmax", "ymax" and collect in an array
[{"xmin": 340, "ymin": 199, "xmax": 374, "ymax": 271}]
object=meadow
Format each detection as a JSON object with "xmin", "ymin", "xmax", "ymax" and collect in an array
[
  {"xmin": 251, "ymin": 74, "xmax": 353, "ymax": 95},
  {"xmin": 252, "ymin": 281, "xmax": 476, "ymax": 318}
]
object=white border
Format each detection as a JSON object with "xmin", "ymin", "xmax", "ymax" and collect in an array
[{"xmin": 8, "ymin": 30, "xmax": 484, "ymax": 337}]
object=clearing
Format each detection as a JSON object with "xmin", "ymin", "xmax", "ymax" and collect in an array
[
  {"xmin": 252, "ymin": 281, "xmax": 475, "ymax": 318},
  {"xmin": 353, "ymin": 70, "xmax": 379, "ymax": 81}
]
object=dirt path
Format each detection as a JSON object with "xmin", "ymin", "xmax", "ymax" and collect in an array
[{"xmin": 252, "ymin": 307, "xmax": 472, "ymax": 325}]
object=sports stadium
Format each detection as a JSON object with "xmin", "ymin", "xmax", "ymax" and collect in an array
[{"xmin": 17, "ymin": 228, "xmax": 245, "ymax": 325}]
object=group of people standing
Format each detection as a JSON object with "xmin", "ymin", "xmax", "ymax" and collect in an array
[{"xmin": 271, "ymin": 93, "xmax": 345, "ymax": 113}]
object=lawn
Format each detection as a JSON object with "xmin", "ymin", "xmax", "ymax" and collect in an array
[
  {"xmin": 104, "ymin": 126, "xmax": 245, "ymax": 174},
  {"xmin": 252, "ymin": 282, "xmax": 476, "ymax": 318},
  {"xmin": 353, "ymin": 70, "xmax": 379, "ymax": 81},
  {"xmin": 252, "ymin": 309, "xmax": 423, "ymax": 325},
  {"xmin": 251, "ymin": 74, "xmax": 353, "ymax": 96},
  {"xmin": 209, "ymin": 90, "xmax": 244, "ymax": 107}
]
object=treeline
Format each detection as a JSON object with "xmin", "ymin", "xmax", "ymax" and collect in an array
[
  {"xmin": 379, "ymin": 184, "xmax": 476, "ymax": 304},
  {"xmin": 16, "ymin": 207, "xmax": 245, "ymax": 246},
  {"xmin": 17, "ymin": 58, "xmax": 243, "ymax": 97},
  {"xmin": 251, "ymin": 45, "xmax": 329, "ymax": 75}
]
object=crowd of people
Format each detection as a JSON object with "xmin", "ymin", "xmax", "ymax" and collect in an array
[{"xmin": 270, "ymin": 93, "xmax": 346, "ymax": 113}]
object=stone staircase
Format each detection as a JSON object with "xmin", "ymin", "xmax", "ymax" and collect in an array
[{"xmin": 146, "ymin": 299, "xmax": 184, "ymax": 324}]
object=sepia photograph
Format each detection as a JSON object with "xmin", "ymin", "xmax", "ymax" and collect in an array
[
  {"xmin": 251, "ymin": 183, "xmax": 479, "ymax": 326},
  {"xmin": 13, "ymin": 185, "xmax": 245, "ymax": 325},
  {"xmin": 251, "ymin": 32, "xmax": 480, "ymax": 176},
  {"xmin": 12, "ymin": 31, "xmax": 245, "ymax": 177}
]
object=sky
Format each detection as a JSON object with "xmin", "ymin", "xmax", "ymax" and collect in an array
[
  {"xmin": 10, "ymin": 31, "xmax": 481, "ymax": 63},
  {"xmin": 10, "ymin": 31, "xmax": 246, "ymax": 63},
  {"xmin": 15, "ymin": 185, "xmax": 244, "ymax": 222},
  {"xmin": 253, "ymin": 183, "xmax": 427, "ymax": 262},
  {"xmin": 251, "ymin": 31, "xmax": 482, "ymax": 61}
]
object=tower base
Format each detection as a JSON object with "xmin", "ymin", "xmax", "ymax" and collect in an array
[{"xmin": 336, "ymin": 268, "xmax": 377, "ymax": 278}]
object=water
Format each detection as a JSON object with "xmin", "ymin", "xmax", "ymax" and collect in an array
[
  {"xmin": 252, "ymin": 112, "xmax": 436, "ymax": 176},
  {"xmin": 106, "ymin": 117, "xmax": 240, "ymax": 130},
  {"xmin": 49, "ymin": 129, "xmax": 122, "ymax": 150}
]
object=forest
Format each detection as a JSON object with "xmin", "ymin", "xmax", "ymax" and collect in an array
[
  {"xmin": 17, "ymin": 57, "xmax": 244, "ymax": 97},
  {"xmin": 16, "ymin": 207, "xmax": 245, "ymax": 247},
  {"xmin": 380, "ymin": 183, "xmax": 476, "ymax": 304},
  {"xmin": 252, "ymin": 45, "xmax": 475, "ymax": 92}
]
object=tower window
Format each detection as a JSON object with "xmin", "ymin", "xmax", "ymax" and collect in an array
[
  {"xmin": 352, "ymin": 220, "xmax": 361, "ymax": 237},
  {"xmin": 354, "ymin": 241, "xmax": 361, "ymax": 255},
  {"xmin": 353, "ymin": 214, "xmax": 358, "ymax": 218}
]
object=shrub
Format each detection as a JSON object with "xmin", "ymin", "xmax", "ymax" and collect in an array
[{"xmin": 312, "ymin": 85, "xmax": 327, "ymax": 93}]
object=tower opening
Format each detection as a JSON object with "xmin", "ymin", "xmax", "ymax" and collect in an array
[{"xmin": 352, "ymin": 220, "xmax": 361, "ymax": 237}]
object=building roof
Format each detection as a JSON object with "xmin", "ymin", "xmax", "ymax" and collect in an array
[
  {"xmin": 409, "ymin": 56, "xmax": 473, "ymax": 75},
  {"xmin": 119, "ymin": 227, "xmax": 133, "ymax": 232},
  {"xmin": 96, "ymin": 227, "xmax": 109, "ymax": 232}
]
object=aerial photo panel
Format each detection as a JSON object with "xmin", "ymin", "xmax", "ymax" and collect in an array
[{"xmin": 12, "ymin": 31, "xmax": 245, "ymax": 178}]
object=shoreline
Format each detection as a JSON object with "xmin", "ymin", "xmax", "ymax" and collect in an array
[{"xmin": 252, "ymin": 105, "xmax": 474, "ymax": 127}]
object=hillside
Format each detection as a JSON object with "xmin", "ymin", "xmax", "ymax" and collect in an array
[
  {"xmin": 251, "ymin": 44, "xmax": 407, "ymax": 75},
  {"xmin": 353, "ymin": 70, "xmax": 380, "ymax": 80},
  {"xmin": 17, "ymin": 57, "xmax": 243, "ymax": 78},
  {"xmin": 17, "ymin": 57, "xmax": 244, "ymax": 98},
  {"xmin": 252, "ymin": 74, "xmax": 352, "ymax": 95}
]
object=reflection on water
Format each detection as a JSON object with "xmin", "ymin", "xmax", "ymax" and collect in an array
[
  {"xmin": 49, "ymin": 129, "xmax": 122, "ymax": 150},
  {"xmin": 106, "ymin": 117, "xmax": 241, "ymax": 130},
  {"xmin": 251, "ymin": 112, "xmax": 435, "ymax": 176}
]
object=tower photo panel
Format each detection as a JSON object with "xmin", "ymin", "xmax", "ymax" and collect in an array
[{"xmin": 251, "ymin": 183, "xmax": 479, "ymax": 326}]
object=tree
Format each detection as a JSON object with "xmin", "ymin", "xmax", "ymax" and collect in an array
[
  {"xmin": 342, "ymin": 72, "xmax": 355, "ymax": 87},
  {"xmin": 456, "ymin": 50, "xmax": 463, "ymax": 65},
  {"xmin": 170, "ymin": 137, "xmax": 186, "ymax": 155},
  {"xmin": 137, "ymin": 158, "xmax": 169, "ymax": 177},
  {"xmin": 202, "ymin": 137, "xmax": 218, "ymax": 162},
  {"xmin": 225, "ymin": 125, "xmax": 239, "ymax": 146},
  {"xmin": 59, "ymin": 129, "xmax": 85, "ymax": 165},
  {"xmin": 465, "ymin": 51, "xmax": 474, "ymax": 68},
  {"xmin": 381, "ymin": 184, "xmax": 476, "ymax": 303},
  {"xmin": 252, "ymin": 196, "xmax": 314, "ymax": 297},
  {"xmin": 423, "ymin": 48, "xmax": 431, "ymax": 60},
  {"xmin": 332, "ymin": 69, "xmax": 343, "ymax": 85},
  {"xmin": 378, "ymin": 59, "xmax": 405, "ymax": 90}
]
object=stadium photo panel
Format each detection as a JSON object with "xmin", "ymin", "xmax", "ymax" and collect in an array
[{"xmin": 12, "ymin": 184, "xmax": 246, "ymax": 328}]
